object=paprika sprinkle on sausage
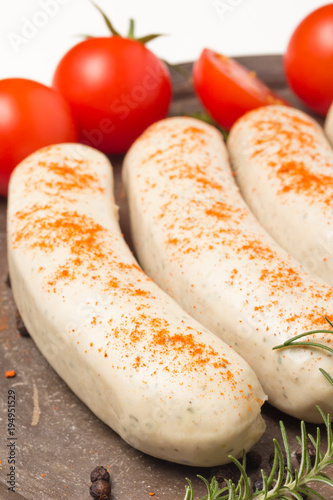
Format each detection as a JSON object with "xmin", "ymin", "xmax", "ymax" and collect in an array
[
  {"xmin": 123, "ymin": 116, "xmax": 333, "ymax": 422},
  {"xmin": 7, "ymin": 142, "xmax": 266, "ymax": 466}
]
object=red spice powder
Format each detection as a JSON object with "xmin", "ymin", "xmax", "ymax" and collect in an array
[
  {"xmin": 250, "ymin": 110, "xmax": 333, "ymax": 206},
  {"xmin": 25, "ymin": 159, "xmax": 105, "ymax": 197},
  {"xmin": 10, "ymin": 153, "xmax": 254, "ymax": 392},
  {"xmin": 137, "ymin": 119, "xmax": 333, "ymax": 343}
]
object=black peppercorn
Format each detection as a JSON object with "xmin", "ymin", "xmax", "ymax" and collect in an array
[
  {"xmin": 90, "ymin": 466, "xmax": 110, "ymax": 484},
  {"xmin": 89, "ymin": 479, "xmax": 111, "ymax": 500},
  {"xmin": 209, "ymin": 463, "xmax": 240, "ymax": 486},
  {"xmin": 90, "ymin": 466, "xmax": 111, "ymax": 500}
]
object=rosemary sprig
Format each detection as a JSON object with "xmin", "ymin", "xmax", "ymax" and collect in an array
[
  {"xmin": 184, "ymin": 319, "xmax": 333, "ymax": 500},
  {"xmin": 184, "ymin": 412, "xmax": 333, "ymax": 499},
  {"xmin": 320, "ymin": 368, "xmax": 333, "ymax": 386}
]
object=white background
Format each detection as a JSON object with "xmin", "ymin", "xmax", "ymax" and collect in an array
[{"xmin": 1, "ymin": 0, "xmax": 330, "ymax": 85}]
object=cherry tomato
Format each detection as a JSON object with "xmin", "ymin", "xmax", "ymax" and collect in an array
[
  {"xmin": 193, "ymin": 49, "xmax": 288, "ymax": 130},
  {"xmin": 0, "ymin": 78, "xmax": 78, "ymax": 197},
  {"xmin": 52, "ymin": 37, "xmax": 172, "ymax": 154},
  {"xmin": 284, "ymin": 4, "xmax": 333, "ymax": 116}
]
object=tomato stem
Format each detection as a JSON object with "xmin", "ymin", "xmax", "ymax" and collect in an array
[
  {"xmin": 91, "ymin": 1, "xmax": 121, "ymax": 37},
  {"xmin": 90, "ymin": 1, "xmax": 165, "ymax": 44},
  {"xmin": 128, "ymin": 18, "xmax": 135, "ymax": 39},
  {"xmin": 136, "ymin": 33, "xmax": 165, "ymax": 44}
]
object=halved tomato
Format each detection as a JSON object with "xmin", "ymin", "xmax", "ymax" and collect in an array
[{"xmin": 193, "ymin": 49, "xmax": 288, "ymax": 130}]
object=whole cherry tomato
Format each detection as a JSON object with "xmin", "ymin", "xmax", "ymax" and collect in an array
[
  {"xmin": 285, "ymin": 4, "xmax": 333, "ymax": 116},
  {"xmin": 0, "ymin": 78, "xmax": 77, "ymax": 197},
  {"xmin": 53, "ymin": 13, "xmax": 172, "ymax": 154}
]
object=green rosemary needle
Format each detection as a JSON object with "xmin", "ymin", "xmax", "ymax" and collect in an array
[
  {"xmin": 273, "ymin": 315, "xmax": 333, "ymax": 356},
  {"xmin": 273, "ymin": 315, "xmax": 333, "ymax": 390}
]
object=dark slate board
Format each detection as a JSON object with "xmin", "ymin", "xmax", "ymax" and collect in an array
[{"xmin": 0, "ymin": 56, "xmax": 331, "ymax": 500}]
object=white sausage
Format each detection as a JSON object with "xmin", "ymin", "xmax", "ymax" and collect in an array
[
  {"xmin": 228, "ymin": 105, "xmax": 333, "ymax": 285},
  {"xmin": 123, "ymin": 116, "xmax": 333, "ymax": 423},
  {"xmin": 7, "ymin": 143, "xmax": 266, "ymax": 467}
]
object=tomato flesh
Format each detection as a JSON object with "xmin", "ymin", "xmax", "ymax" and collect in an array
[{"xmin": 193, "ymin": 49, "xmax": 288, "ymax": 130}]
